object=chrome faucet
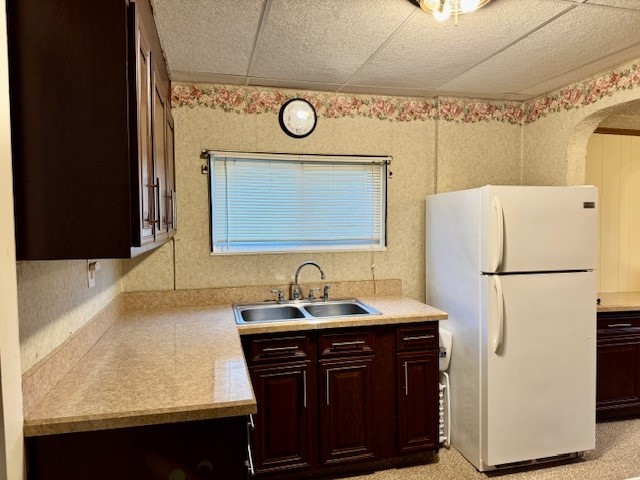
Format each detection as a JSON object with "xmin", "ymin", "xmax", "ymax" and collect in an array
[{"xmin": 291, "ymin": 261, "xmax": 325, "ymax": 300}]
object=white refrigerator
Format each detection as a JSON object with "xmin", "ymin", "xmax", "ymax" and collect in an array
[{"xmin": 425, "ymin": 185, "xmax": 597, "ymax": 471}]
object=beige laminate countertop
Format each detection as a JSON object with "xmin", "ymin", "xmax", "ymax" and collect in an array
[
  {"xmin": 598, "ymin": 292, "xmax": 640, "ymax": 312},
  {"xmin": 24, "ymin": 296, "xmax": 446, "ymax": 437}
]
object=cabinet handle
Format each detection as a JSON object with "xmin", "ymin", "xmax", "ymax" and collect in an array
[
  {"xmin": 262, "ymin": 345, "xmax": 298, "ymax": 353},
  {"xmin": 608, "ymin": 323, "xmax": 632, "ymax": 328},
  {"xmin": 303, "ymin": 370, "xmax": 307, "ymax": 408},
  {"xmin": 155, "ymin": 176, "xmax": 162, "ymax": 227},
  {"xmin": 402, "ymin": 334, "xmax": 434, "ymax": 341},
  {"xmin": 172, "ymin": 190, "xmax": 177, "ymax": 230},
  {"xmin": 404, "ymin": 362, "xmax": 409, "ymax": 396},
  {"xmin": 331, "ymin": 340, "xmax": 365, "ymax": 347},
  {"xmin": 325, "ymin": 365, "xmax": 366, "ymax": 406}
]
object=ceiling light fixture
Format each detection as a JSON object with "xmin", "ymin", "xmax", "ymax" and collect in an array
[{"xmin": 418, "ymin": 0, "xmax": 492, "ymax": 25}]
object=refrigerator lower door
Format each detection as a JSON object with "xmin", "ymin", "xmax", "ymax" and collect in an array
[
  {"xmin": 480, "ymin": 185, "xmax": 597, "ymax": 273},
  {"xmin": 480, "ymin": 271, "xmax": 596, "ymax": 469}
]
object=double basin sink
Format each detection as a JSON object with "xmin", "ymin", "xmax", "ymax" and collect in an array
[{"xmin": 234, "ymin": 298, "xmax": 381, "ymax": 324}]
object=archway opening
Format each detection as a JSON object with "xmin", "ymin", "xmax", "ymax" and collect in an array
[{"xmin": 579, "ymin": 100, "xmax": 640, "ymax": 293}]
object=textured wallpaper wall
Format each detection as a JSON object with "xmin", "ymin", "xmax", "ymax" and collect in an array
[
  {"xmin": 599, "ymin": 113, "xmax": 640, "ymax": 130},
  {"xmin": 122, "ymin": 89, "xmax": 522, "ymax": 302},
  {"xmin": 17, "ymin": 259, "xmax": 122, "ymax": 373}
]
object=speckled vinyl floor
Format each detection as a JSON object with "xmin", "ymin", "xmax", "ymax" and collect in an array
[{"xmin": 342, "ymin": 418, "xmax": 640, "ymax": 480}]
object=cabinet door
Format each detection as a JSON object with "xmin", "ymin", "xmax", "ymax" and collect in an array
[
  {"xmin": 134, "ymin": 11, "xmax": 155, "ymax": 245},
  {"xmin": 597, "ymin": 334, "xmax": 640, "ymax": 417},
  {"xmin": 320, "ymin": 357, "xmax": 375, "ymax": 465},
  {"xmin": 250, "ymin": 363, "xmax": 313, "ymax": 473},
  {"xmin": 165, "ymin": 113, "xmax": 176, "ymax": 233},
  {"xmin": 151, "ymin": 66, "xmax": 168, "ymax": 241},
  {"xmin": 397, "ymin": 352, "xmax": 439, "ymax": 453}
]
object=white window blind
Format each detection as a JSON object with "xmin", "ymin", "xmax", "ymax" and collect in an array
[{"xmin": 209, "ymin": 152, "xmax": 388, "ymax": 254}]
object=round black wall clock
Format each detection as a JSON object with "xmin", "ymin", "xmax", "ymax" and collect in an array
[{"xmin": 278, "ymin": 98, "xmax": 317, "ymax": 138}]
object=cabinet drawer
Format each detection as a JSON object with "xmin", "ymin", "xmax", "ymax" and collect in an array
[
  {"xmin": 598, "ymin": 312, "xmax": 640, "ymax": 343},
  {"xmin": 248, "ymin": 336, "xmax": 309, "ymax": 363},
  {"xmin": 598, "ymin": 313, "xmax": 640, "ymax": 331},
  {"xmin": 319, "ymin": 331, "xmax": 374, "ymax": 358},
  {"xmin": 397, "ymin": 324, "xmax": 438, "ymax": 352}
]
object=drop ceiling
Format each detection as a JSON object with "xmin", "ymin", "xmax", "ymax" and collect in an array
[{"xmin": 151, "ymin": 0, "xmax": 640, "ymax": 101}]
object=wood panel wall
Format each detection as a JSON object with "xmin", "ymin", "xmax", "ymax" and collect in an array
[{"xmin": 585, "ymin": 133, "xmax": 640, "ymax": 292}]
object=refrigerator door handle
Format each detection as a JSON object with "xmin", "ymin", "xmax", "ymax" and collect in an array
[
  {"xmin": 493, "ymin": 276, "xmax": 505, "ymax": 354},
  {"xmin": 492, "ymin": 196, "xmax": 505, "ymax": 272}
]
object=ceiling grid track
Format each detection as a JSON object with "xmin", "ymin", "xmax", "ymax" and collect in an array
[
  {"xmin": 434, "ymin": 3, "xmax": 581, "ymax": 92},
  {"xmin": 245, "ymin": 0, "xmax": 274, "ymax": 84},
  {"xmin": 336, "ymin": 7, "xmax": 422, "ymax": 94}
]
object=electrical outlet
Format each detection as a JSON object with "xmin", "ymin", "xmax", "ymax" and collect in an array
[{"xmin": 87, "ymin": 260, "xmax": 101, "ymax": 288}]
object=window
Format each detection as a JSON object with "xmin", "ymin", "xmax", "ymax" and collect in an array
[{"xmin": 207, "ymin": 151, "xmax": 388, "ymax": 254}]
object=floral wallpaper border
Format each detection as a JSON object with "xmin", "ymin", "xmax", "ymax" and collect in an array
[
  {"xmin": 171, "ymin": 84, "xmax": 525, "ymax": 125},
  {"xmin": 524, "ymin": 60, "xmax": 640, "ymax": 124},
  {"xmin": 171, "ymin": 59, "xmax": 640, "ymax": 126}
]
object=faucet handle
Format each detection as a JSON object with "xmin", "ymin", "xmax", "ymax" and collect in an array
[
  {"xmin": 308, "ymin": 287, "xmax": 321, "ymax": 302},
  {"xmin": 323, "ymin": 284, "xmax": 332, "ymax": 301},
  {"xmin": 270, "ymin": 289, "xmax": 285, "ymax": 304}
]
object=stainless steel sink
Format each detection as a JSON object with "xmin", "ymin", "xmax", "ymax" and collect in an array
[
  {"xmin": 303, "ymin": 302, "xmax": 369, "ymax": 317},
  {"xmin": 239, "ymin": 305, "xmax": 306, "ymax": 323},
  {"xmin": 233, "ymin": 299, "xmax": 380, "ymax": 324}
]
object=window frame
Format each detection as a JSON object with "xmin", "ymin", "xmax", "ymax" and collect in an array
[{"xmin": 205, "ymin": 151, "xmax": 390, "ymax": 255}]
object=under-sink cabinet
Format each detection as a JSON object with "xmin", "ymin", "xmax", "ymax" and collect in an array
[
  {"xmin": 596, "ymin": 311, "xmax": 640, "ymax": 419},
  {"xmin": 7, "ymin": 0, "xmax": 176, "ymax": 259},
  {"xmin": 242, "ymin": 322, "xmax": 440, "ymax": 478}
]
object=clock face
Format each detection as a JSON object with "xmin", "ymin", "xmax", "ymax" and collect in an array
[{"xmin": 279, "ymin": 98, "xmax": 317, "ymax": 138}]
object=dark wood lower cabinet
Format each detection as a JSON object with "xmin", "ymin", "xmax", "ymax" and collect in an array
[
  {"xmin": 597, "ymin": 311, "xmax": 640, "ymax": 420},
  {"xmin": 320, "ymin": 357, "xmax": 375, "ymax": 465},
  {"xmin": 26, "ymin": 417, "xmax": 248, "ymax": 480},
  {"xmin": 397, "ymin": 351, "xmax": 439, "ymax": 452},
  {"xmin": 242, "ymin": 322, "xmax": 440, "ymax": 478},
  {"xmin": 250, "ymin": 362, "xmax": 314, "ymax": 473}
]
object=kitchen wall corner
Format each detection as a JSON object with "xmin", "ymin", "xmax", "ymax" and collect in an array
[{"xmin": 17, "ymin": 259, "xmax": 123, "ymax": 373}]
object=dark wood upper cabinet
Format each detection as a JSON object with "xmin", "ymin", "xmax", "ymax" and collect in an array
[
  {"xmin": 152, "ymin": 64, "xmax": 169, "ymax": 243},
  {"xmin": 7, "ymin": 0, "xmax": 175, "ymax": 260}
]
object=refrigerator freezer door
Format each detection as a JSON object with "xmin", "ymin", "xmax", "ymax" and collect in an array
[
  {"xmin": 481, "ymin": 271, "xmax": 596, "ymax": 468},
  {"xmin": 480, "ymin": 186, "xmax": 597, "ymax": 273}
]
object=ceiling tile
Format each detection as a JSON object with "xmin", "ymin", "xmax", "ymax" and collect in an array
[
  {"xmin": 170, "ymin": 71, "xmax": 246, "ymax": 85},
  {"xmin": 346, "ymin": 0, "xmax": 571, "ymax": 90},
  {"xmin": 435, "ymin": 90, "xmax": 530, "ymax": 101},
  {"xmin": 518, "ymin": 43, "xmax": 640, "ymax": 97},
  {"xmin": 247, "ymin": 77, "xmax": 341, "ymax": 92},
  {"xmin": 152, "ymin": 0, "xmax": 266, "ymax": 76},
  {"xmin": 249, "ymin": 0, "xmax": 416, "ymax": 84},
  {"xmin": 586, "ymin": 0, "xmax": 640, "ymax": 10},
  {"xmin": 339, "ymin": 85, "xmax": 433, "ymax": 97},
  {"xmin": 439, "ymin": 5, "xmax": 640, "ymax": 95}
]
